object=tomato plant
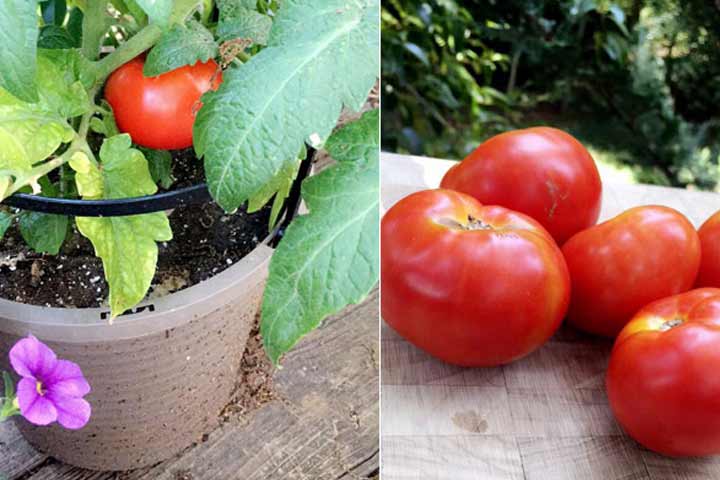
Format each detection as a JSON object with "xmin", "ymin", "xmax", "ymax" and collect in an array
[
  {"xmin": 0, "ymin": 0, "xmax": 379, "ymax": 364},
  {"xmin": 607, "ymin": 288, "xmax": 720, "ymax": 456},
  {"xmin": 696, "ymin": 210, "xmax": 720, "ymax": 288},
  {"xmin": 440, "ymin": 127, "xmax": 602, "ymax": 244},
  {"xmin": 562, "ymin": 206, "xmax": 700, "ymax": 337},
  {"xmin": 105, "ymin": 56, "xmax": 221, "ymax": 150},
  {"xmin": 381, "ymin": 188, "xmax": 570, "ymax": 366}
]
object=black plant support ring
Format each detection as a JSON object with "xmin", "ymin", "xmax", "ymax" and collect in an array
[{"xmin": 1, "ymin": 146, "xmax": 316, "ymax": 242}]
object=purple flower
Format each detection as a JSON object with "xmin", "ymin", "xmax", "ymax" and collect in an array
[{"xmin": 9, "ymin": 335, "xmax": 91, "ymax": 430}]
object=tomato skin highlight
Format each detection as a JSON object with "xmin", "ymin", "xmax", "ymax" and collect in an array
[
  {"xmin": 562, "ymin": 205, "xmax": 701, "ymax": 338},
  {"xmin": 696, "ymin": 211, "xmax": 720, "ymax": 287},
  {"xmin": 381, "ymin": 189, "xmax": 570, "ymax": 366},
  {"xmin": 607, "ymin": 288, "xmax": 720, "ymax": 456},
  {"xmin": 440, "ymin": 127, "xmax": 602, "ymax": 244},
  {"xmin": 104, "ymin": 56, "xmax": 222, "ymax": 150}
]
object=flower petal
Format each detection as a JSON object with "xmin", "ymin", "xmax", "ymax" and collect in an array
[
  {"xmin": 46, "ymin": 360, "xmax": 90, "ymax": 397},
  {"xmin": 16, "ymin": 378, "xmax": 58, "ymax": 426},
  {"xmin": 49, "ymin": 394, "xmax": 91, "ymax": 430},
  {"xmin": 9, "ymin": 335, "xmax": 57, "ymax": 380}
]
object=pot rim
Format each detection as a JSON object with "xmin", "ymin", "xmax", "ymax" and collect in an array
[{"xmin": 0, "ymin": 243, "xmax": 273, "ymax": 343}]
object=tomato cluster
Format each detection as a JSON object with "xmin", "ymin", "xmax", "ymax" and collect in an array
[{"xmin": 382, "ymin": 127, "xmax": 720, "ymax": 457}]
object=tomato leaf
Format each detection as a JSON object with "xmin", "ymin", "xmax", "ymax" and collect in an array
[
  {"xmin": 134, "ymin": 0, "xmax": 173, "ymax": 26},
  {"xmin": 74, "ymin": 135, "xmax": 173, "ymax": 317},
  {"xmin": 260, "ymin": 109, "xmax": 379, "ymax": 364},
  {"xmin": 0, "ymin": 91, "xmax": 74, "ymax": 175},
  {"xmin": 0, "ymin": 211, "xmax": 14, "ymax": 240},
  {"xmin": 19, "ymin": 211, "xmax": 68, "ymax": 255},
  {"xmin": 38, "ymin": 25, "xmax": 78, "ymax": 49},
  {"xmin": 216, "ymin": 0, "xmax": 272, "ymax": 44},
  {"xmin": 141, "ymin": 147, "xmax": 174, "ymax": 189},
  {"xmin": 144, "ymin": 20, "xmax": 218, "ymax": 76},
  {"xmin": 195, "ymin": 0, "xmax": 379, "ymax": 213},
  {"xmin": 41, "ymin": 0, "xmax": 67, "ymax": 26},
  {"xmin": 0, "ymin": 0, "xmax": 39, "ymax": 102}
]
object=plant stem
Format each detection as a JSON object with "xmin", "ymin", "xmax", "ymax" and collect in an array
[{"xmin": 93, "ymin": 24, "xmax": 163, "ymax": 84}]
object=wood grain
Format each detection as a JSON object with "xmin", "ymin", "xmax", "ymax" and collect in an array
[
  {"xmin": 380, "ymin": 153, "xmax": 720, "ymax": 479},
  {"xmin": 0, "ymin": 290, "xmax": 379, "ymax": 480}
]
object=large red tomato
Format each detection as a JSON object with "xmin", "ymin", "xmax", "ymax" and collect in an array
[
  {"xmin": 562, "ymin": 206, "xmax": 700, "ymax": 337},
  {"xmin": 381, "ymin": 189, "xmax": 570, "ymax": 366},
  {"xmin": 696, "ymin": 210, "xmax": 720, "ymax": 287},
  {"xmin": 104, "ymin": 56, "xmax": 222, "ymax": 150},
  {"xmin": 440, "ymin": 127, "xmax": 602, "ymax": 244},
  {"xmin": 607, "ymin": 288, "xmax": 720, "ymax": 456}
]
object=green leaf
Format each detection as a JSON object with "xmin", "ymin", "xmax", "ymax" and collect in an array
[
  {"xmin": 36, "ymin": 49, "xmax": 92, "ymax": 117},
  {"xmin": 0, "ymin": 211, "xmax": 14, "ymax": 240},
  {"xmin": 217, "ymin": 0, "xmax": 272, "ymax": 44},
  {"xmin": 66, "ymin": 7, "xmax": 84, "ymax": 45},
  {"xmin": 135, "ymin": 0, "xmax": 173, "ymax": 26},
  {"xmin": 1, "ymin": 371, "xmax": 19, "ymax": 420},
  {"xmin": 0, "ymin": 0, "xmax": 39, "ymax": 102},
  {"xmin": 141, "ymin": 147, "xmax": 174, "ymax": 188},
  {"xmin": 247, "ymin": 158, "xmax": 300, "ymax": 230},
  {"xmin": 38, "ymin": 25, "xmax": 78, "ymax": 49},
  {"xmin": 41, "ymin": 0, "xmax": 67, "ymax": 25},
  {"xmin": 89, "ymin": 101, "xmax": 120, "ymax": 137},
  {"xmin": 260, "ymin": 110, "xmax": 379, "ymax": 363},
  {"xmin": 74, "ymin": 135, "xmax": 172, "ymax": 317},
  {"xmin": 0, "ymin": 90, "xmax": 74, "ymax": 175},
  {"xmin": 144, "ymin": 21, "xmax": 218, "ymax": 76},
  {"xmin": 195, "ymin": 0, "xmax": 379, "ymax": 213},
  {"xmin": 19, "ymin": 211, "xmax": 68, "ymax": 254}
]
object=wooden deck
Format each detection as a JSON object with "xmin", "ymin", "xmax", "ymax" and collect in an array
[
  {"xmin": 1, "ymin": 290, "xmax": 379, "ymax": 479},
  {"xmin": 380, "ymin": 152, "xmax": 720, "ymax": 480}
]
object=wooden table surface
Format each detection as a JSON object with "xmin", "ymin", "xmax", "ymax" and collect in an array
[
  {"xmin": 380, "ymin": 152, "xmax": 720, "ymax": 480},
  {"xmin": 1, "ymin": 291, "xmax": 379, "ymax": 480}
]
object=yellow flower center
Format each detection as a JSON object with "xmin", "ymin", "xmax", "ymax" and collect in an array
[{"xmin": 35, "ymin": 381, "xmax": 45, "ymax": 396}]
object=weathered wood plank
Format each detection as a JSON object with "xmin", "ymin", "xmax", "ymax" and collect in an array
[
  {"xmin": 381, "ymin": 385, "xmax": 512, "ymax": 437},
  {"xmin": 381, "ymin": 339, "xmax": 505, "ymax": 388},
  {"xmin": 0, "ymin": 420, "xmax": 47, "ymax": 479},
  {"xmin": 6, "ymin": 290, "xmax": 378, "ymax": 479},
  {"xmin": 517, "ymin": 436, "xmax": 651, "ymax": 480},
  {"xmin": 382, "ymin": 435, "xmax": 524, "ymax": 480},
  {"xmin": 642, "ymin": 450, "xmax": 720, "ymax": 480}
]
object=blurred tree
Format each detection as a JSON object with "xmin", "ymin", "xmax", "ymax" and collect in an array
[{"xmin": 381, "ymin": 0, "xmax": 720, "ymax": 189}]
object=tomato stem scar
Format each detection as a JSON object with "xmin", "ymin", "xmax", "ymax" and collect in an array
[{"xmin": 659, "ymin": 318, "xmax": 684, "ymax": 331}]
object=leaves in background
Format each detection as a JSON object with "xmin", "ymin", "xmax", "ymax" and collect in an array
[
  {"xmin": 134, "ymin": 0, "xmax": 173, "ymax": 26},
  {"xmin": 19, "ymin": 212, "xmax": 68, "ymax": 254},
  {"xmin": 217, "ymin": 0, "xmax": 272, "ymax": 45},
  {"xmin": 41, "ymin": 0, "xmax": 67, "ymax": 26},
  {"xmin": 0, "ymin": 211, "xmax": 14, "ymax": 240},
  {"xmin": 261, "ymin": 109, "xmax": 379, "ymax": 364},
  {"xmin": 144, "ymin": 20, "xmax": 218, "ymax": 76},
  {"xmin": 195, "ymin": 0, "xmax": 379, "ymax": 213},
  {"xmin": 0, "ymin": 0, "xmax": 39, "ymax": 102},
  {"xmin": 141, "ymin": 147, "xmax": 174, "ymax": 188},
  {"xmin": 73, "ymin": 135, "xmax": 172, "ymax": 317},
  {"xmin": 38, "ymin": 25, "xmax": 78, "ymax": 49}
]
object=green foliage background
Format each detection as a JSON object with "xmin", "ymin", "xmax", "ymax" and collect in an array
[{"xmin": 382, "ymin": 0, "xmax": 720, "ymax": 189}]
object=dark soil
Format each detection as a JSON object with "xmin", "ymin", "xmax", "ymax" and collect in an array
[{"xmin": 0, "ymin": 147, "xmax": 271, "ymax": 308}]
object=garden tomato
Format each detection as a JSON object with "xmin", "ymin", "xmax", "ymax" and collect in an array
[
  {"xmin": 440, "ymin": 127, "xmax": 602, "ymax": 244},
  {"xmin": 562, "ymin": 206, "xmax": 700, "ymax": 337},
  {"xmin": 696, "ymin": 211, "xmax": 720, "ymax": 287},
  {"xmin": 381, "ymin": 189, "xmax": 570, "ymax": 366},
  {"xmin": 607, "ymin": 288, "xmax": 720, "ymax": 456},
  {"xmin": 104, "ymin": 56, "xmax": 222, "ymax": 150}
]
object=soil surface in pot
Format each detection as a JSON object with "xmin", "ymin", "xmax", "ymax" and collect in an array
[{"xmin": 0, "ymin": 147, "xmax": 271, "ymax": 308}]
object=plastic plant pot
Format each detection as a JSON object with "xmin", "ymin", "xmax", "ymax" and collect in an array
[{"xmin": 0, "ymin": 150, "xmax": 315, "ymax": 470}]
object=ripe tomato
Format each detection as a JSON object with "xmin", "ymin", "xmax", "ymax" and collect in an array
[
  {"xmin": 104, "ymin": 56, "xmax": 222, "ymax": 150},
  {"xmin": 607, "ymin": 288, "xmax": 720, "ymax": 456},
  {"xmin": 696, "ymin": 211, "xmax": 720, "ymax": 287},
  {"xmin": 381, "ymin": 189, "xmax": 570, "ymax": 366},
  {"xmin": 440, "ymin": 127, "xmax": 602, "ymax": 244},
  {"xmin": 562, "ymin": 206, "xmax": 700, "ymax": 337}
]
